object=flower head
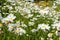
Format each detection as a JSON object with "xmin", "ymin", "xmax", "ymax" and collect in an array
[
  {"xmin": 14, "ymin": 28, "xmax": 26, "ymax": 35},
  {"xmin": 37, "ymin": 24, "xmax": 50, "ymax": 30},
  {"xmin": 7, "ymin": 13, "xmax": 16, "ymax": 22},
  {"xmin": 2, "ymin": 18, "xmax": 9, "ymax": 24},
  {"xmin": 48, "ymin": 33, "xmax": 53, "ymax": 37},
  {"xmin": 52, "ymin": 22, "xmax": 60, "ymax": 30},
  {"xmin": 8, "ymin": 23, "xmax": 16, "ymax": 31}
]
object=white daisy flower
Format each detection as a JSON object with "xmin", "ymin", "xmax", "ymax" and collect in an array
[
  {"xmin": 31, "ymin": 29, "xmax": 37, "ymax": 32},
  {"xmin": 14, "ymin": 28, "xmax": 26, "ymax": 35},
  {"xmin": 23, "ymin": 8, "xmax": 31, "ymax": 14},
  {"xmin": 39, "ymin": 7, "xmax": 49, "ymax": 16},
  {"xmin": 48, "ymin": 33, "xmax": 53, "ymax": 37},
  {"xmin": 8, "ymin": 23, "xmax": 16, "ymax": 31},
  {"xmin": 28, "ymin": 21, "xmax": 34, "ymax": 26},
  {"xmin": 15, "ymin": 21, "xmax": 20, "ymax": 27},
  {"xmin": 52, "ymin": 22, "xmax": 60, "ymax": 30},
  {"xmin": 27, "ymin": 14, "xmax": 33, "ymax": 18},
  {"xmin": 21, "ymin": 22, "xmax": 27, "ymax": 28},
  {"xmin": 55, "ymin": 30, "xmax": 60, "ymax": 36},
  {"xmin": 21, "ymin": 23, "xmax": 27, "ymax": 28},
  {"xmin": 6, "ymin": 0, "xmax": 15, "ymax": 2},
  {"xmin": 37, "ymin": 24, "xmax": 50, "ymax": 30},
  {"xmin": 7, "ymin": 13, "xmax": 16, "ymax": 22},
  {"xmin": 56, "ymin": 0, "xmax": 60, "ymax": 4},
  {"xmin": 50, "ymin": 38, "xmax": 53, "ymax": 40},
  {"xmin": 55, "ymin": 30, "xmax": 58, "ymax": 36},
  {"xmin": 8, "ymin": 6, "xmax": 13, "ymax": 10},
  {"xmin": 2, "ymin": 18, "xmax": 9, "ymax": 24}
]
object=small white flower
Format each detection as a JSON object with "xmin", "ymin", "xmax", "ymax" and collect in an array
[
  {"xmin": 21, "ymin": 22, "xmax": 27, "ymax": 28},
  {"xmin": 50, "ymin": 38, "xmax": 53, "ymax": 40},
  {"xmin": 33, "ymin": 17, "xmax": 37, "ymax": 20},
  {"xmin": 52, "ymin": 22, "xmax": 60, "ymax": 30},
  {"xmin": 41, "ymin": 37, "xmax": 44, "ymax": 40},
  {"xmin": 26, "ymin": 34, "xmax": 29, "ymax": 36},
  {"xmin": 23, "ymin": 8, "xmax": 31, "ymax": 14},
  {"xmin": 39, "ymin": 7, "xmax": 49, "ymax": 16},
  {"xmin": 48, "ymin": 33, "xmax": 53, "ymax": 37},
  {"xmin": 56, "ymin": 0, "xmax": 60, "ymax": 4},
  {"xmin": 55, "ymin": 30, "xmax": 60, "ymax": 36},
  {"xmin": 28, "ymin": 22, "xmax": 34, "ymax": 26},
  {"xmin": 31, "ymin": 29, "xmax": 37, "ymax": 32},
  {"xmin": 27, "ymin": 14, "xmax": 33, "ymax": 18},
  {"xmin": 37, "ymin": 24, "xmax": 50, "ymax": 30},
  {"xmin": 14, "ymin": 28, "xmax": 26, "ymax": 35},
  {"xmin": 15, "ymin": 21, "xmax": 20, "ymax": 27},
  {"xmin": 21, "ymin": 23, "xmax": 27, "ymax": 28},
  {"xmin": 2, "ymin": 18, "xmax": 9, "ymax": 24},
  {"xmin": 52, "ymin": 3, "xmax": 57, "ymax": 8},
  {"xmin": 39, "ymin": 10, "xmax": 49, "ymax": 16},
  {"xmin": 8, "ymin": 23, "xmax": 15, "ymax": 31},
  {"xmin": 8, "ymin": 6, "xmax": 13, "ymax": 10},
  {"xmin": 7, "ymin": 0, "xmax": 15, "ymax": 2},
  {"xmin": 7, "ymin": 13, "xmax": 16, "ymax": 22},
  {"xmin": 30, "ymin": 0, "xmax": 34, "ymax": 2}
]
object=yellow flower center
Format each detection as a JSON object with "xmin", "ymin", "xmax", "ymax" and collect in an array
[
  {"xmin": 42, "ymin": 26, "xmax": 46, "ymax": 29},
  {"xmin": 9, "ymin": 18, "xmax": 13, "ymax": 21},
  {"xmin": 4, "ymin": 20, "xmax": 9, "ymax": 23},
  {"xmin": 10, "ymin": 26, "xmax": 14, "ymax": 29},
  {"xmin": 15, "ymin": 30, "xmax": 20, "ymax": 33}
]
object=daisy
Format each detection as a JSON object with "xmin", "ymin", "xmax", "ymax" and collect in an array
[
  {"xmin": 21, "ymin": 23, "xmax": 27, "ymax": 28},
  {"xmin": 8, "ymin": 6, "xmax": 13, "ymax": 10},
  {"xmin": 39, "ymin": 7, "xmax": 49, "ymax": 16},
  {"xmin": 7, "ymin": 13, "xmax": 16, "ymax": 22},
  {"xmin": 6, "ymin": 0, "xmax": 15, "ymax": 2},
  {"xmin": 15, "ymin": 21, "xmax": 20, "ymax": 27},
  {"xmin": 23, "ymin": 8, "xmax": 31, "ymax": 14},
  {"xmin": 52, "ymin": 22, "xmax": 60, "ymax": 30},
  {"xmin": 55, "ymin": 30, "xmax": 60, "ymax": 36},
  {"xmin": 37, "ymin": 24, "xmax": 50, "ymax": 30},
  {"xmin": 14, "ymin": 28, "xmax": 26, "ymax": 35},
  {"xmin": 48, "ymin": 33, "xmax": 53, "ymax": 37},
  {"xmin": 27, "ymin": 14, "xmax": 33, "ymax": 18},
  {"xmin": 31, "ymin": 29, "xmax": 37, "ymax": 32},
  {"xmin": 21, "ymin": 22, "xmax": 27, "ymax": 28},
  {"xmin": 8, "ymin": 23, "xmax": 16, "ymax": 31},
  {"xmin": 28, "ymin": 21, "xmax": 34, "ymax": 26},
  {"xmin": 2, "ymin": 18, "xmax": 9, "ymax": 24},
  {"xmin": 56, "ymin": 0, "xmax": 60, "ymax": 4}
]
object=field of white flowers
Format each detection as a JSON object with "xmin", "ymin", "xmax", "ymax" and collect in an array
[{"xmin": 0, "ymin": 0, "xmax": 60, "ymax": 40}]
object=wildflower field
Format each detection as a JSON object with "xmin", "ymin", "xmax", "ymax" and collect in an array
[{"xmin": 0, "ymin": 0, "xmax": 60, "ymax": 40}]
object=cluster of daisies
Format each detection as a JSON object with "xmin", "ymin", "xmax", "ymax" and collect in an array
[{"xmin": 0, "ymin": 0, "xmax": 60, "ymax": 40}]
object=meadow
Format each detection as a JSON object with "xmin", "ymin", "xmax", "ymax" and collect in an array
[{"xmin": 0, "ymin": 0, "xmax": 60, "ymax": 40}]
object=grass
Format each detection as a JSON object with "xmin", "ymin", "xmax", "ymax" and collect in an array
[{"xmin": 0, "ymin": 0, "xmax": 60, "ymax": 40}]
